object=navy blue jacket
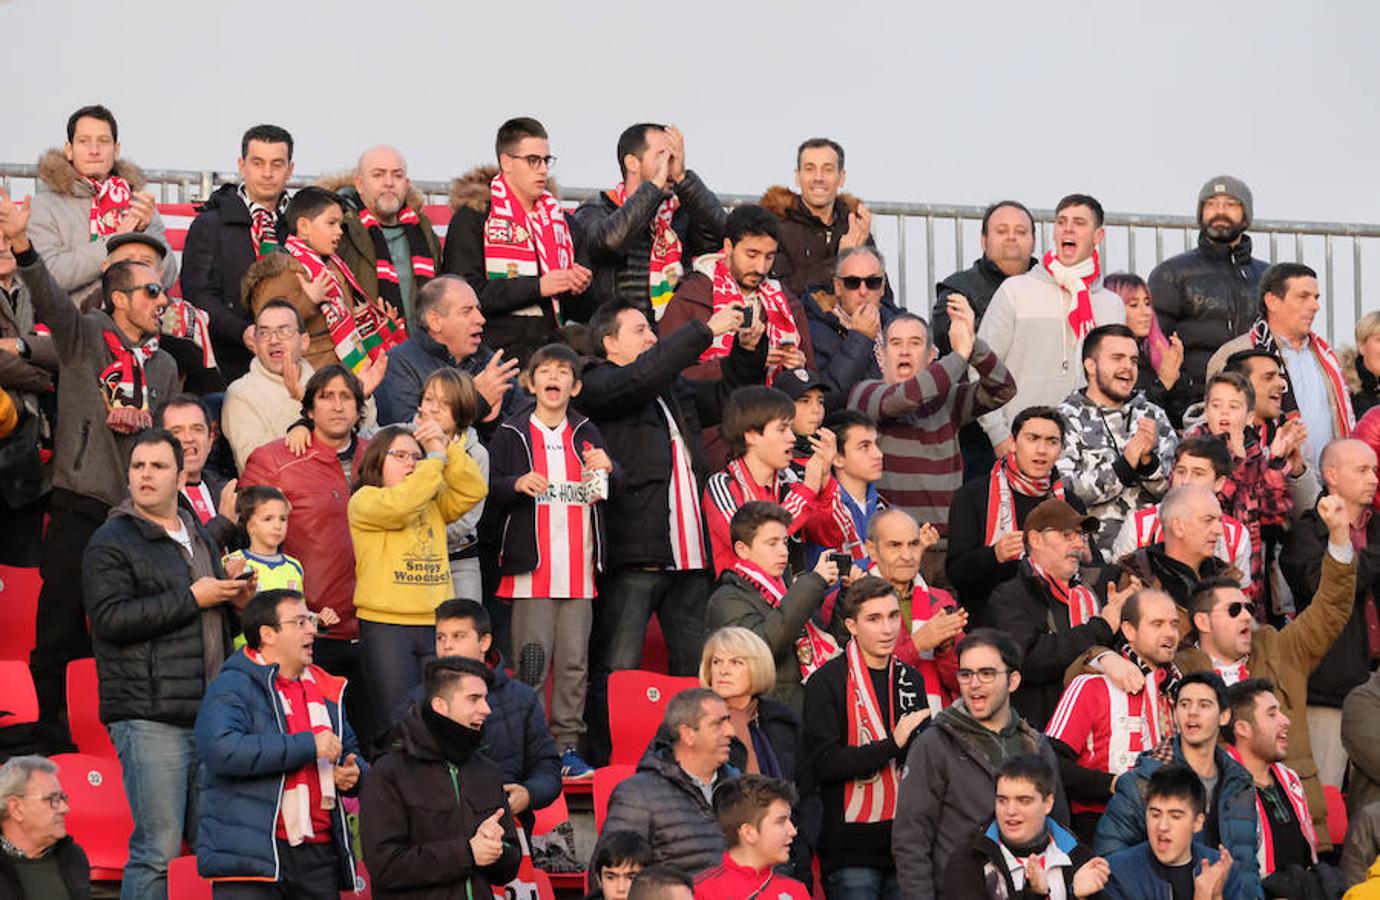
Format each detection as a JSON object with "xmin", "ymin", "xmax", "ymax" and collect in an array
[
  {"xmin": 1095, "ymin": 739, "xmax": 1260, "ymax": 900},
  {"xmin": 1104, "ymin": 842, "xmax": 1246, "ymax": 899},
  {"xmin": 194, "ymin": 649, "xmax": 364, "ymax": 888},
  {"xmin": 801, "ymin": 287, "xmax": 899, "ymax": 398},
  {"xmin": 372, "ymin": 330, "xmax": 515, "ymax": 427}
]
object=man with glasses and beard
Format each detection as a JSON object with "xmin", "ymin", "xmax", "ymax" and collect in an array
[{"xmin": 893, "ymin": 628, "xmax": 1068, "ymax": 900}]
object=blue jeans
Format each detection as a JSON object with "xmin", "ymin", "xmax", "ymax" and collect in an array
[
  {"xmin": 823, "ymin": 866, "xmax": 900, "ymax": 900},
  {"xmin": 108, "ymin": 719, "xmax": 198, "ymax": 900},
  {"xmin": 358, "ymin": 621, "xmax": 435, "ymax": 744}
]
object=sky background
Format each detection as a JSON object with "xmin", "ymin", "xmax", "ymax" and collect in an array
[{"xmin": 4, "ymin": 0, "xmax": 1377, "ymax": 336}]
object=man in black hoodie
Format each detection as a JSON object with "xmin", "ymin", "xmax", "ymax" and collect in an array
[{"xmin": 361, "ymin": 656, "xmax": 521, "ymax": 898}]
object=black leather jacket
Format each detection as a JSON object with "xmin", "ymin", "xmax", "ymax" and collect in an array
[{"xmin": 1148, "ymin": 232, "xmax": 1270, "ymax": 395}]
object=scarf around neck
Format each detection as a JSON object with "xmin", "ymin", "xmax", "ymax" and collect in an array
[
  {"xmin": 240, "ymin": 184, "xmax": 288, "ymax": 259},
  {"xmin": 357, "ymin": 205, "xmax": 436, "ymax": 319},
  {"xmin": 609, "ymin": 182, "xmax": 683, "ymax": 319},
  {"xmin": 422, "ymin": 704, "xmax": 484, "ymax": 767},
  {"xmin": 99, "ymin": 329, "xmax": 159, "ymax": 411},
  {"xmin": 86, "ymin": 174, "xmax": 132, "ymax": 239},
  {"xmin": 700, "ymin": 255, "xmax": 800, "ymax": 377},
  {"xmin": 1041, "ymin": 249, "xmax": 1100, "ymax": 340},
  {"xmin": 843, "ymin": 638, "xmax": 901, "ymax": 823},
  {"xmin": 283, "ymin": 235, "xmax": 402, "ymax": 374},
  {"xmin": 483, "ymin": 173, "xmax": 574, "ymax": 321},
  {"xmin": 985, "ymin": 453, "xmax": 1065, "ymax": 544},
  {"xmin": 731, "ymin": 560, "xmax": 841, "ymax": 680},
  {"xmin": 1026, "ymin": 557, "xmax": 1099, "ymax": 627},
  {"xmin": 1248, "ymin": 317, "xmax": 1356, "ymax": 437}
]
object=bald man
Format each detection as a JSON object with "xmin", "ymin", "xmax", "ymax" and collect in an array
[
  {"xmin": 333, "ymin": 145, "xmax": 442, "ymax": 333},
  {"xmin": 1282, "ymin": 437, "xmax": 1380, "ymax": 787}
]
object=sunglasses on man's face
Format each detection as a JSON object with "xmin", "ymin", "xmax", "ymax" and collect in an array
[
  {"xmin": 838, "ymin": 275, "xmax": 884, "ymax": 291},
  {"xmin": 1225, "ymin": 601, "xmax": 1256, "ymax": 619},
  {"xmin": 128, "ymin": 282, "xmax": 164, "ymax": 299}
]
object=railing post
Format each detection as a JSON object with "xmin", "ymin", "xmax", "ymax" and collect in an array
[
  {"xmin": 924, "ymin": 216, "xmax": 935, "ymax": 314},
  {"xmin": 1356, "ymin": 236, "xmax": 1364, "ymax": 330},
  {"xmin": 1128, "ymin": 226, "xmax": 1137, "ymax": 274},
  {"xmin": 896, "ymin": 216, "xmax": 907, "ymax": 311},
  {"xmin": 1325, "ymin": 235, "xmax": 1335, "ymax": 346}
]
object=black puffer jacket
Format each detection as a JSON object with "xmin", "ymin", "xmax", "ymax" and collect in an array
[
  {"xmin": 932, "ymin": 255, "xmax": 1036, "ymax": 355},
  {"xmin": 573, "ymin": 172, "xmax": 726, "ymax": 315},
  {"xmin": 181, "ymin": 183, "xmax": 265, "ymax": 382},
  {"xmin": 82, "ymin": 504, "xmax": 235, "ymax": 727},
  {"xmin": 602, "ymin": 737, "xmax": 736, "ymax": 877},
  {"xmin": 1149, "ymin": 232, "xmax": 1270, "ymax": 395}
]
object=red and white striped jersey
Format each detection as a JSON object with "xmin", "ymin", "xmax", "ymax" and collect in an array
[
  {"xmin": 497, "ymin": 417, "xmax": 596, "ymax": 600},
  {"xmin": 1045, "ymin": 671, "xmax": 1174, "ymax": 814}
]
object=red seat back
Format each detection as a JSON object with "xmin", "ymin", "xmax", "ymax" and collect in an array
[
  {"xmin": 51, "ymin": 753, "xmax": 132, "ymax": 877},
  {"xmin": 168, "ymin": 855, "xmax": 212, "ymax": 899},
  {"xmin": 0, "ymin": 660, "xmax": 38, "ymax": 725},
  {"xmin": 530, "ymin": 792, "xmax": 568, "ymax": 837},
  {"xmin": 495, "ymin": 857, "xmax": 555, "ymax": 900},
  {"xmin": 606, "ymin": 671, "xmax": 699, "ymax": 766},
  {"xmin": 593, "ymin": 764, "xmax": 636, "ymax": 834},
  {"xmin": 66, "ymin": 658, "xmax": 116, "ymax": 757},
  {"xmin": 1324, "ymin": 784, "xmax": 1349, "ymax": 848},
  {"xmin": 0, "ymin": 566, "xmax": 41, "ymax": 661}
]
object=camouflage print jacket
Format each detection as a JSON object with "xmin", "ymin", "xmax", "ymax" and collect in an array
[{"xmin": 1055, "ymin": 389, "xmax": 1178, "ymax": 554}]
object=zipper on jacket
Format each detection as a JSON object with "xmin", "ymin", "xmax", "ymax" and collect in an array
[{"xmin": 73, "ymin": 420, "xmax": 91, "ymax": 472}]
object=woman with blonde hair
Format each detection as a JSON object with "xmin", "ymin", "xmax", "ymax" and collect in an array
[{"xmin": 1343, "ymin": 310, "xmax": 1380, "ymax": 416}]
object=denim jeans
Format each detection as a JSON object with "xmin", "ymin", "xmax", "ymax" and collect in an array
[
  {"xmin": 583, "ymin": 568, "xmax": 710, "ymax": 763},
  {"xmin": 108, "ymin": 719, "xmax": 198, "ymax": 900},
  {"xmin": 358, "ymin": 621, "xmax": 435, "ymax": 745},
  {"xmin": 823, "ymin": 866, "xmax": 900, "ymax": 900}
]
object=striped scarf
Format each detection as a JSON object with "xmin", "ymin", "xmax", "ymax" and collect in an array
[
  {"xmin": 731, "ymin": 560, "xmax": 840, "ymax": 681},
  {"xmin": 700, "ymin": 255, "xmax": 800, "ymax": 373},
  {"xmin": 483, "ymin": 174, "xmax": 573, "ymax": 321},
  {"xmin": 1224, "ymin": 744, "xmax": 1318, "ymax": 874},
  {"xmin": 357, "ymin": 206, "xmax": 436, "ymax": 320},
  {"xmin": 1041, "ymin": 249, "xmax": 1100, "ymax": 340},
  {"xmin": 99, "ymin": 330, "xmax": 158, "ymax": 410},
  {"xmin": 842, "ymin": 638, "xmax": 901, "ymax": 823},
  {"xmin": 608, "ymin": 182, "xmax": 683, "ymax": 319},
  {"xmin": 1026, "ymin": 558, "xmax": 1099, "ymax": 627},
  {"xmin": 657, "ymin": 398, "xmax": 707, "ymax": 570},
  {"xmin": 985, "ymin": 453, "xmax": 1065, "ymax": 544},
  {"xmin": 1248, "ymin": 318, "xmax": 1356, "ymax": 437},
  {"xmin": 159, "ymin": 299, "xmax": 218, "ymax": 368},
  {"xmin": 86, "ymin": 175, "xmax": 132, "ymax": 239},
  {"xmin": 283, "ymin": 236, "xmax": 403, "ymax": 374},
  {"xmin": 240, "ymin": 185, "xmax": 287, "ymax": 259},
  {"xmin": 246, "ymin": 649, "xmax": 337, "ymax": 846}
]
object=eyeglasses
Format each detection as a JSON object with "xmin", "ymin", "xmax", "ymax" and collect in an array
[
  {"xmin": 21, "ymin": 791, "xmax": 69, "ymax": 810},
  {"xmin": 1226, "ymin": 601, "xmax": 1257, "ymax": 619},
  {"xmin": 256, "ymin": 325, "xmax": 299, "ymax": 342},
  {"xmin": 276, "ymin": 612, "xmax": 320, "ymax": 630},
  {"xmin": 838, "ymin": 275, "xmax": 885, "ymax": 291},
  {"xmin": 385, "ymin": 450, "xmax": 423, "ymax": 463},
  {"xmin": 507, "ymin": 153, "xmax": 556, "ymax": 170},
  {"xmin": 129, "ymin": 282, "xmax": 164, "ymax": 299},
  {"xmin": 957, "ymin": 667, "xmax": 1010, "ymax": 684}
]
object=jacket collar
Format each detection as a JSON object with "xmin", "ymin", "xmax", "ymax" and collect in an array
[
  {"xmin": 974, "ymin": 255, "xmax": 1037, "ymax": 281},
  {"xmin": 198, "ymin": 182, "xmax": 252, "ymax": 224},
  {"xmin": 1196, "ymin": 231, "xmax": 1256, "ymax": 266},
  {"xmin": 413, "ymin": 328, "xmax": 461, "ymax": 366},
  {"xmin": 221, "ymin": 647, "xmax": 344, "ymax": 704}
]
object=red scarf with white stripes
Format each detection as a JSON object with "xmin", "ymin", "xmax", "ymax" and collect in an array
[
  {"xmin": 283, "ymin": 236, "xmax": 403, "ymax": 374},
  {"xmin": 1027, "ymin": 558, "xmax": 1099, "ymax": 626},
  {"xmin": 1224, "ymin": 744, "xmax": 1318, "ymax": 874},
  {"xmin": 245, "ymin": 648, "xmax": 337, "ymax": 846},
  {"xmin": 731, "ymin": 560, "xmax": 840, "ymax": 680},
  {"xmin": 843, "ymin": 639, "xmax": 900, "ymax": 823},
  {"xmin": 1041, "ymin": 249, "xmax": 1100, "ymax": 340},
  {"xmin": 985, "ymin": 454, "xmax": 1065, "ymax": 544},
  {"xmin": 699, "ymin": 255, "xmax": 800, "ymax": 373},
  {"xmin": 483, "ymin": 174, "xmax": 574, "ymax": 321},
  {"xmin": 159, "ymin": 299, "xmax": 218, "ymax": 368},
  {"xmin": 99, "ymin": 330, "xmax": 158, "ymax": 411},
  {"xmin": 1248, "ymin": 318, "xmax": 1357, "ymax": 437},
  {"xmin": 86, "ymin": 175, "xmax": 131, "ymax": 239},
  {"xmin": 608, "ymin": 183, "xmax": 683, "ymax": 319},
  {"xmin": 357, "ymin": 206, "xmax": 436, "ymax": 320}
]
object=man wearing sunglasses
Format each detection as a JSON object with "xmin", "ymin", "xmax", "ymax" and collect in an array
[
  {"xmin": 0, "ymin": 190, "xmax": 181, "ymax": 729},
  {"xmin": 800, "ymin": 246, "xmax": 900, "ymax": 394},
  {"xmin": 0, "ymin": 755, "xmax": 90, "ymax": 898}
]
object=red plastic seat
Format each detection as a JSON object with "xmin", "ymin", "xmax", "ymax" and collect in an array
[
  {"xmin": 66, "ymin": 658, "xmax": 116, "ymax": 757},
  {"xmin": 51, "ymin": 752, "xmax": 132, "ymax": 879},
  {"xmin": 593, "ymin": 764, "xmax": 636, "ymax": 834},
  {"xmin": 606, "ymin": 671, "xmax": 699, "ymax": 766},
  {"xmin": 0, "ymin": 660, "xmax": 38, "ymax": 725},
  {"xmin": 168, "ymin": 855, "xmax": 212, "ymax": 899},
  {"xmin": 0, "ymin": 566, "xmax": 40, "ymax": 661},
  {"xmin": 1324, "ymin": 784, "xmax": 1349, "ymax": 848},
  {"xmin": 531, "ymin": 792, "xmax": 568, "ymax": 837},
  {"xmin": 495, "ymin": 858, "xmax": 555, "ymax": 899}
]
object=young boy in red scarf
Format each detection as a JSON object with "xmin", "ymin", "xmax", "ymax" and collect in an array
[{"xmin": 694, "ymin": 775, "xmax": 811, "ymax": 900}]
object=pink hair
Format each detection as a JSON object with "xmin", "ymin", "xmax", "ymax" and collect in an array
[{"xmin": 1104, "ymin": 272, "xmax": 1167, "ymax": 371}]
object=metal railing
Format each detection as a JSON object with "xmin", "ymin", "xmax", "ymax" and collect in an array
[{"xmin": 4, "ymin": 163, "xmax": 1375, "ymax": 347}]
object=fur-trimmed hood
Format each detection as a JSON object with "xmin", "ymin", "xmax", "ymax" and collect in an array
[
  {"xmin": 238, "ymin": 251, "xmax": 303, "ymax": 307},
  {"xmin": 447, "ymin": 164, "xmax": 560, "ymax": 213},
  {"xmin": 1339, "ymin": 345, "xmax": 1362, "ymax": 396},
  {"xmin": 759, "ymin": 184, "xmax": 860, "ymax": 221},
  {"xmin": 36, "ymin": 147, "xmax": 147, "ymax": 196},
  {"xmin": 313, "ymin": 170, "xmax": 427, "ymax": 211}
]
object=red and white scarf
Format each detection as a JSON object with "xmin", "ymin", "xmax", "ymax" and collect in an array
[
  {"xmin": 1028, "ymin": 558, "xmax": 1099, "ymax": 627},
  {"xmin": 86, "ymin": 175, "xmax": 132, "ymax": 239},
  {"xmin": 357, "ymin": 205, "xmax": 436, "ymax": 320},
  {"xmin": 731, "ymin": 560, "xmax": 841, "ymax": 681},
  {"xmin": 99, "ymin": 330, "xmax": 158, "ymax": 411},
  {"xmin": 246, "ymin": 648, "xmax": 337, "ymax": 846},
  {"xmin": 657, "ymin": 398, "xmax": 707, "ymax": 571},
  {"xmin": 608, "ymin": 183, "xmax": 683, "ymax": 320},
  {"xmin": 284, "ymin": 236, "xmax": 402, "ymax": 374},
  {"xmin": 699, "ymin": 255, "xmax": 800, "ymax": 373},
  {"xmin": 843, "ymin": 639, "xmax": 901, "ymax": 823},
  {"xmin": 985, "ymin": 454, "xmax": 1065, "ymax": 544},
  {"xmin": 1224, "ymin": 744, "xmax": 1318, "ymax": 874},
  {"xmin": 240, "ymin": 185, "xmax": 287, "ymax": 259},
  {"xmin": 1041, "ymin": 249, "xmax": 1100, "ymax": 340},
  {"xmin": 483, "ymin": 174, "xmax": 574, "ymax": 320},
  {"xmin": 159, "ymin": 299, "xmax": 218, "ymax": 369},
  {"xmin": 1248, "ymin": 318, "xmax": 1357, "ymax": 437}
]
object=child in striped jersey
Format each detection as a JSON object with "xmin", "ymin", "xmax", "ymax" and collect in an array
[
  {"xmin": 490, "ymin": 344, "xmax": 615, "ymax": 778},
  {"xmin": 224, "ymin": 486, "xmax": 339, "ymax": 647}
]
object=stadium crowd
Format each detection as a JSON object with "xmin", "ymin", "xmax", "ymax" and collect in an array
[{"xmin": 3, "ymin": 105, "xmax": 1380, "ymax": 900}]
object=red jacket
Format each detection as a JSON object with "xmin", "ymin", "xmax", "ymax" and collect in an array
[
  {"xmin": 693, "ymin": 853, "xmax": 810, "ymax": 900},
  {"xmin": 240, "ymin": 436, "xmax": 368, "ymax": 639},
  {"xmin": 1357, "ymin": 406, "xmax": 1380, "ymax": 510}
]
